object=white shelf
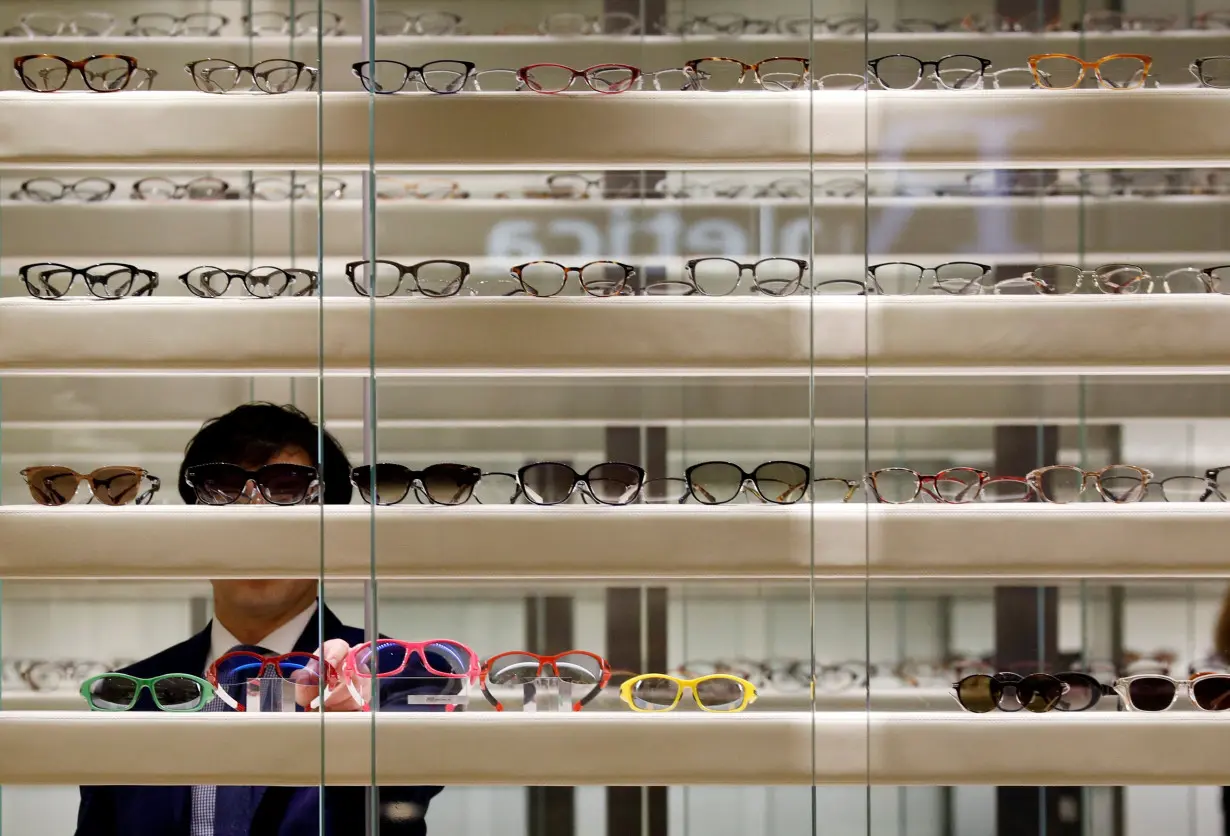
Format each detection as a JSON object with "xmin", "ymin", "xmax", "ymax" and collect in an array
[
  {"xmin": 0, "ymin": 711, "xmax": 1226, "ymax": 786},
  {"xmin": 1, "ymin": 91, "xmax": 1227, "ymax": 170},
  {"xmin": 2, "ymin": 296, "xmax": 1230, "ymax": 377},
  {"xmin": 1, "ymin": 505, "xmax": 1228, "ymax": 581}
]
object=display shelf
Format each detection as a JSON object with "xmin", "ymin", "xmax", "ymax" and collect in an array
[
  {"xmin": 0, "ymin": 711, "xmax": 1226, "ymax": 786},
  {"xmin": 2, "ymin": 296, "xmax": 1230, "ymax": 377},
  {"xmin": 1, "ymin": 91, "xmax": 1227, "ymax": 170},
  {"xmin": 2, "ymin": 505, "xmax": 1229, "ymax": 581}
]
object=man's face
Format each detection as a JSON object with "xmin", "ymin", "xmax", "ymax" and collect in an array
[{"xmin": 211, "ymin": 446, "xmax": 318, "ymax": 616}]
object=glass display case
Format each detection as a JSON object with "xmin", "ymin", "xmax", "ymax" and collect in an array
[{"xmin": 2, "ymin": 0, "xmax": 1230, "ymax": 834}]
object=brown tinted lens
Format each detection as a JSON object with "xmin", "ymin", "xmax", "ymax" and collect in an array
[
  {"xmin": 955, "ymin": 674, "xmax": 998, "ymax": 712},
  {"xmin": 419, "ymin": 464, "xmax": 480, "ymax": 505},
  {"xmin": 89, "ymin": 467, "xmax": 142, "ymax": 505},
  {"xmin": 24, "ymin": 467, "xmax": 80, "ymax": 505},
  {"xmin": 352, "ymin": 464, "xmax": 410, "ymax": 505}
]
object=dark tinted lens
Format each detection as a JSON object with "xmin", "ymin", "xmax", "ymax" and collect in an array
[
  {"xmin": 151, "ymin": 676, "xmax": 207, "ymax": 710},
  {"xmin": 186, "ymin": 464, "xmax": 248, "ymax": 505},
  {"xmin": 752, "ymin": 461, "xmax": 809, "ymax": 504},
  {"xmin": 955, "ymin": 675, "xmax": 998, "ymax": 713},
  {"xmin": 519, "ymin": 462, "xmax": 578, "ymax": 505},
  {"xmin": 352, "ymin": 464, "xmax": 412, "ymax": 505},
  {"xmin": 256, "ymin": 464, "xmax": 316, "ymax": 505},
  {"xmin": 488, "ymin": 653, "xmax": 542, "ymax": 685},
  {"xmin": 1019, "ymin": 674, "xmax": 1066, "ymax": 712},
  {"xmin": 87, "ymin": 675, "xmax": 140, "ymax": 709},
  {"xmin": 1191, "ymin": 676, "xmax": 1230, "ymax": 711},
  {"xmin": 694, "ymin": 677, "xmax": 747, "ymax": 710},
  {"xmin": 24, "ymin": 467, "xmax": 81, "ymax": 505},
  {"xmin": 583, "ymin": 463, "xmax": 643, "ymax": 504},
  {"xmin": 355, "ymin": 642, "xmax": 410, "ymax": 677},
  {"xmin": 1053, "ymin": 673, "xmax": 1099, "ymax": 711},
  {"xmin": 89, "ymin": 467, "xmax": 143, "ymax": 506},
  {"xmin": 420, "ymin": 464, "xmax": 480, "ymax": 505},
  {"xmin": 1126, "ymin": 677, "xmax": 1176, "ymax": 711},
  {"xmin": 687, "ymin": 462, "xmax": 744, "ymax": 504}
]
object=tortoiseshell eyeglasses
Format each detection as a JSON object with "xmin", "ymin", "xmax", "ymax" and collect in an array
[
  {"xmin": 516, "ymin": 63, "xmax": 640, "ymax": 94},
  {"xmin": 684, "ymin": 57, "xmax": 810, "ymax": 91},
  {"xmin": 1028, "ymin": 54, "xmax": 1152, "ymax": 89},
  {"xmin": 15, "ymin": 53, "xmax": 138, "ymax": 92}
]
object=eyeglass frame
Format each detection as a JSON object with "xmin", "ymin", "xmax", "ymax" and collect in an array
[
  {"xmin": 683, "ymin": 57, "xmax": 810, "ymax": 91},
  {"xmin": 516, "ymin": 63, "xmax": 641, "ymax": 94},
  {"xmin": 620, "ymin": 673, "xmax": 758, "ymax": 712},
  {"xmin": 1027, "ymin": 54, "xmax": 1153, "ymax": 90},
  {"xmin": 351, "ymin": 59, "xmax": 475, "ymax": 94},
  {"xmin": 132, "ymin": 176, "xmax": 230, "ymax": 201},
  {"xmin": 185, "ymin": 58, "xmax": 319, "ymax": 94},
  {"xmin": 1025, "ymin": 465, "xmax": 1153, "ymax": 504},
  {"xmin": 1114, "ymin": 673, "xmax": 1230, "ymax": 711},
  {"xmin": 866, "ymin": 54, "xmax": 992, "ymax": 90},
  {"xmin": 20, "ymin": 262, "xmax": 159, "ymax": 299},
  {"xmin": 1190, "ymin": 57, "xmax": 1230, "ymax": 89},
  {"xmin": 206, "ymin": 650, "xmax": 336, "ymax": 711},
  {"xmin": 13, "ymin": 177, "xmax": 116, "ymax": 203},
  {"xmin": 14, "ymin": 53, "xmax": 138, "ymax": 92},
  {"xmin": 80, "ymin": 673, "xmax": 216, "ymax": 711},
  {"xmin": 183, "ymin": 462, "xmax": 322, "ymax": 506},
  {"xmin": 683, "ymin": 257, "xmax": 810, "ymax": 297},
  {"xmin": 178, "ymin": 266, "xmax": 319, "ymax": 299},
  {"xmin": 516, "ymin": 461, "xmax": 646, "ymax": 506},
  {"xmin": 20, "ymin": 465, "xmax": 161, "ymax": 506},
  {"xmin": 345, "ymin": 259, "xmax": 472, "ymax": 298},
  {"xmin": 127, "ymin": 12, "xmax": 228, "ymax": 36},
  {"xmin": 480, "ymin": 650, "xmax": 612, "ymax": 711},
  {"xmin": 509, "ymin": 260, "xmax": 636, "ymax": 297}
]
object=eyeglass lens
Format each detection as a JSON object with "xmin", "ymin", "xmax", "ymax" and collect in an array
[
  {"xmin": 352, "ymin": 641, "xmax": 473, "ymax": 678},
  {"xmin": 23, "ymin": 466, "xmax": 144, "ymax": 506},
  {"xmin": 186, "ymin": 463, "xmax": 317, "ymax": 505},
  {"xmin": 687, "ymin": 461, "xmax": 809, "ymax": 505},
  {"xmin": 352, "ymin": 463, "xmax": 480, "ymax": 506},
  {"xmin": 487, "ymin": 653, "xmax": 604, "ymax": 686}
]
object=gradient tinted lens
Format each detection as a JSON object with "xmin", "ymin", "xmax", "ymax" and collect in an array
[
  {"xmin": 519, "ymin": 462, "xmax": 578, "ymax": 505},
  {"xmin": 152, "ymin": 676, "xmax": 208, "ymax": 710},
  {"xmin": 87, "ymin": 675, "xmax": 140, "ymax": 709},
  {"xmin": 89, "ymin": 467, "xmax": 143, "ymax": 505},
  {"xmin": 1126, "ymin": 677, "xmax": 1176, "ymax": 711},
  {"xmin": 752, "ymin": 462, "xmax": 808, "ymax": 504},
  {"xmin": 955, "ymin": 675, "xmax": 999, "ymax": 712},
  {"xmin": 1192, "ymin": 676, "xmax": 1230, "ymax": 710},
  {"xmin": 352, "ymin": 464, "xmax": 412, "ymax": 505},
  {"xmin": 256, "ymin": 464, "xmax": 317, "ymax": 504},
  {"xmin": 24, "ymin": 467, "xmax": 81, "ymax": 505},
  {"xmin": 1019, "ymin": 674, "xmax": 1066, "ymax": 712},
  {"xmin": 687, "ymin": 462, "xmax": 744, "ymax": 504},
  {"xmin": 487, "ymin": 653, "xmax": 543, "ymax": 685},
  {"xmin": 629, "ymin": 676, "xmax": 681, "ymax": 710},
  {"xmin": 583, "ymin": 463, "xmax": 642, "ymax": 504},
  {"xmin": 1053, "ymin": 673, "xmax": 1099, "ymax": 711},
  {"xmin": 694, "ymin": 677, "xmax": 747, "ymax": 710},
  {"xmin": 419, "ymin": 464, "xmax": 480, "ymax": 505}
]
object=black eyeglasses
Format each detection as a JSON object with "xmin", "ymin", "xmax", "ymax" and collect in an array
[
  {"xmin": 186, "ymin": 59, "xmax": 317, "ymax": 94},
  {"xmin": 13, "ymin": 177, "xmax": 115, "ymax": 203},
  {"xmin": 510, "ymin": 261, "xmax": 635, "ymax": 298},
  {"xmin": 352, "ymin": 60, "xmax": 475, "ymax": 94},
  {"xmin": 351, "ymin": 463, "xmax": 482, "ymax": 506},
  {"xmin": 868, "ymin": 54, "xmax": 992, "ymax": 90},
  {"xmin": 954, "ymin": 671, "xmax": 1108, "ymax": 713},
  {"xmin": 132, "ymin": 177, "xmax": 229, "ymax": 201},
  {"xmin": 21, "ymin": 262, "xmax": 158, "ymax": 299},
  {"xmin": 685, "ymin": 461, "xmax": 811, "ymax": 505},
  {"xmin": 345, "ymin": 259, "xmax": 471, "ymax": 298},
  {"xmin": 184, "ymin": 463, "xmax": 320, "ymax": 506},
  {"xmin": 517, "ymin": 462, "xmax": 645, "ymax": 506},
  {"xmin": 1191, "ymin": 56, "xmax": 1230, "ymax": 89},
  {"xmin": 14, "ymin": 53, "xmax": 137, "ymax": 92},
  {"xmin": 684, "ymin": 257, "xmax": 809, "ymax": 297},
  {"xmin": 179, "ymin": 266, "xmax": 318, "ymax": 299}
]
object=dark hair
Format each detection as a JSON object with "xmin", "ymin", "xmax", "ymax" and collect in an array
[{"xmin": 178, "ymin": 402, "xmax": 352, "ymax": 505}]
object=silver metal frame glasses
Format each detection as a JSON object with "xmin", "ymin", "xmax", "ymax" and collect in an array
[
  {"xmin": 1025, "ymin": 465, "xmax": 1152, "ymax": 504},
  {"xmin": 247, "ymin": 176, "xmax": 346, "ymax": 201},
  {"xmin": 9, "ymin": 11, "xmax": 115, "ymax": 36},
  {"xmin": 186, "ymin": 59, "xmax": 319, "ymax": 94},
  {"xmin": 539, "ymin": 12, "xmax": 640, "ymax": 35},
  {"xmin": 179, "ymin": 266, "xmax": 319, "ymax": 299},
  {"xmin": 998, "ymin": 264, "xmax": 1151, "ymax": 295},
  {"xmin": 866, "ymin": 262, "xmax": 990, "ymax": 295}
]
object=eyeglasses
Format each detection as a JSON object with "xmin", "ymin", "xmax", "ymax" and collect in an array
[
  {"xmin": 15, "ymin": 54, "xmax": 138, "ymax": 92},
  {"xmin": 517, "ymin": 64, "xmax": 640, "ymax": 94},
  {"xmin": 540, "ymin": 12, "xmax": 640, "ymax": 35},
  {"xmin": 684, "ymin": 57, "xmax": 809, "ymax": 91},
  {"xmin": 509, "ymin": 260, "xmax": 635, "ymax": 297},
  {"xmin": 685, "ymin": 461, "xmax": 810, "ymax": 505},
  {"xmin": 246, "ymin": 176, "xmax": 346, "ymax": 201},
  {"xmin": 1081, "ymin": 11, "xmax": 1174, "ymax": 32},
  {"xmin": 342, "ymin": 640, "xmax": 478, "ymax": 708},
  {"xmin": 207, "ymin": 651, "xmax": 335, "ymax": 711},
  {"xmin": 132, "ymin": 176, "xmax": 229, "ymax": 201},
  {"xmin": 20, "ymin": 262, "xmax": 159, "ymax": 299},
  {"xmin": 481, "ymin": 651, "xmax": 611, "ymax": 711},
  {"xmin": 186, "ymin": 59, "xmax": 318, "ymax": 94},
  {"xmin": 21, "ymin": 466, "xmax": 160, "ymax": 506},
  {"xmin": 346, "ymin": 259, "xmax": 471, "ymax": 298},
  {"xmin": 128, "ymin": 13, "xmax": 227, "ymax": 36},
  {"xmin": 242, "ymin": 10, "xmax": 344, "ymax": 36},
  {"xmin": 183, "ymin": 463, "xmax": 320, "ymax": 506},
  {"xmin": 517, "ymin": 462, "xmax": 645, "ymax": 506},
  {"xmin": 13, "ymin": 177, "xmax": 115, "ymax": 203},
  {"xmin": 972, "ymin": 476, "xmax": 1039, "ymax": 503},
  {"xmin": 867, "ymin": 468, "xmax": 988, "ymax": 504},
  {"xmin": 9, "ymin": 11, "xmax": 115, "ymax": 36},
  {"xmin": 868, "ymin": 54, "xmax": 991, "ymax": 90},
  {"xmin": 866, "ymin": 262, "xmax": 990, "ymax": 295},
  {"xmin": 676, "ymin": 14, "xmax": 772, "ymax": 34},
  {"xmin": 1003, "ymin": 264, "xmax": 1151, "ymax": 295},
  {"xmin": 179, "ymin": 266, "xmax": 318, "ymax": 299},
  {"xmin": 1115, "ymin": 674, "xmax": 1230, "ymax": 711},
  {"xmin": 375, "ymin": 10, "xmax": 463, "ymax": 35},
  {"xmin": 351, "ymin": 463, "xmax": 482, "ymax": 506},
  {"xmin": 675, "ymin": 257, "xmax": 810, "ymax": 297},
  {"xmin": 1028, "ymin": 54, "xmax": 1152, "ymax": 90},
  {"xmin": 952, "ymin": 673, "xmax": 1071, "ymax": 713},
  {"xmin": 620, "ymin": 674, "xmax": 757, "ymax": 712},
  {"xmin": 352, "ymin": 60, "xmax": 475, "ymax": 95},
  {"xmin": 376, "ymin": 177, "xmax": 468, "ymax": 200},
  {"xmin": 774, "ymin": 14, "xmax": 877, "ymax": 34},
  {"xmin": 1025, "ymin": 465, "xmax": 1152, "ymax": 504},
  {"xmin": 1191, "ymin": 57, "xmax": 1230, "ymax": 89},
  {"xmin": 81, "ymin": 673, "xmax": 215, "ymax": 711},
  {"xmin": 1157, "ymin": 474, "xmax": 1228, "ymax": 502}
]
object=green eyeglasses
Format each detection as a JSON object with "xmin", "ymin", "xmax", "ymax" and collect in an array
[{"xmin": 80, "ymin": 672, "xmax": 215, "ymax": 712}]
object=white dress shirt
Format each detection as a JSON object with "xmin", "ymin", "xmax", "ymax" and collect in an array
[{"xmin": 204, "ymin": 601, "xmax": 319, "ymax": 675}]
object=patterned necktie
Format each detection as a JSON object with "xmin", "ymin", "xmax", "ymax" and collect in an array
[{"xmin": 190, "ymin": 643, "xmax": 275, "ymax": 836}]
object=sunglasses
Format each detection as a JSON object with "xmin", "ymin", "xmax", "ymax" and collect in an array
[
  {"xmin": 481, "ymin": 651, "xmax": 611, "ymax": 711},
  {"xmin": 685, "ymin": 460, "xmax": 810, "ymax": 505},
  {"xmin": 183, "ymin": 463, "xmax": 320, "ymax": 506},
  {"xmin": 620, "ymin": 673, "xmax": 757, "ymax": 713},
  {"xmin": 21, "ymin": 465, "xmax": 160, "ymax": 506},
  {"xmin": 351, "ymin": 463, "xmax": 482, "ymax": 506},
  {"xmin": 1114, "ymin": 673, "xmax": 1230, "ymax": 711},
  {"xmin": 81, "ymin": 673, "xmax": 214, "ymax": 711},
  {"xmin": 206, "ymin": 651, "xmax": 336, "ymax": 711},
  {"xmin": 342, "ymin": 639, "xmax": 478, "ymax": 710},
  {"xmin": 952, "ymin": 672, "xmax": 1073, "ymax": 713},
  {"xmin": 516, "ymin": 461, "xmax": 645, "ymax": 506}
]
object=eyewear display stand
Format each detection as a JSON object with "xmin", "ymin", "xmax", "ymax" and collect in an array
[
  {"xmin": 243, "ymin": 677, "xmax": 290, "ymax": 713},
  {"xmin": 400, "ymin": 677, "xmax": 471, "ymax": 709},
  {"xmin": 522, "ymin": 677, "xmax": 571, "ymax": 712}
]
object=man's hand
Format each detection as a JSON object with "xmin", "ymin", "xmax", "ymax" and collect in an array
[{"xmin": 294, "ymin": 638, "xmax": 371, "ymax": 711}]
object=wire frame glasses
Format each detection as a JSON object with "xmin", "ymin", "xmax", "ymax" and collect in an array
[
  {"xmin": 128, "ymin": 12, "xmax": 227, "ymax": 36},
  {"xmin": 346, "ymin": 259, "xmax": 471, "ymax": 298},
  {"xmin": 481, "ymin": 651, "xmax": 611, "ymax": 711},
  {"xmin": 21, "ymin": 465, "xmax": 159, "ymax": 506},
  {"xmin": 686, "ymin": 461, "xmax": 811, "ymax": 505},
  {"xmin": 179, "ymin": 266, "xmax": 318, "ymax": 299},
  {"xmin": 517, "ymin": 63, "xmax": 640, "ymax": 93},
  {"xmin": 620, "ymin": 674, "xmax": 757, "ymax": 712},
  {"xmin": 1028, "ymin": 54, "xmax": 1152, "ymax": 89},
  {"xmin": 352, "ymin": 60, "xmax": 475, "ymax": 94},
  {"xmin": 1191, "ymin": 57, "xmax": 1230, "ymax": 89},
  {"xmin": 867, "ymin": 262, "xmax": 990, "ymax": 295},
  {"xmin": 1156, "ymin": 473, "xmax": 1228, "ymax": 502},
  {"xmin": 868, "ymin": 54, "xmax": 991, "ymax": 90},
  {"xmin": 9, "ymin": 11, "xmax": 116, "ymax": 36},
  {"xmin": 81, "ymin": 673, "xmax": 215, "ymax": 711},
  {"xmin": 15, "ymin": 54, "xmax": 137, "ymax": 92},
  {"xmin": 1025, "ymin": 465, "xmax": 1152, "ymax": 503},
  {"xmin": 21, "ymin": 262, "xmax": 158, "ymax": 299},
  {"xmin": 517, "ymin": 462, "xmax": 645, "ymax": 506},
  {"xmin": 243, "ymin": 10, "xmax": 343, "ymax": 36},
  {"xmin": 684, "ymin": 57, "xmax": 809, "ymax": 91},
  {"xmin": 510, "ymin": 260, "xmax": 635, "ymax": 297},
  {"xmin": 868, "ymin": 468, "xmax": 988, "ymax": 504},
  {"xmin": 133, "ymin": 176, "xmax": 229, "ymax": 201},
  {"xmin": 351, "ymin": 463, "xmax": 482, "ymax": 506},
  {"xmin": 186, "ymin": 59, "xmax": 317, "ymax": 94}
]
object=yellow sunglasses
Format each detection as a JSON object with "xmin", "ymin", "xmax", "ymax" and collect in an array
[{"xmin": 619, "ymin": 673, "xmax": 757, "ymax": 713}]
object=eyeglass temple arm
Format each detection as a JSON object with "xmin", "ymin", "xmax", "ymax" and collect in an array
[{"xmin": 136, "ymin": 475, "xmax": 162, "ymax": 505}]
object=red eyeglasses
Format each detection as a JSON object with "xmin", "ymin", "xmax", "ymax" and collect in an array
[
  {"xmin": 205, "ymin": 651, "xmax": 337, "ymax": 711},
  {"xmin": 481, "ymin": 650, "xmax": 611, "ymax": 711},
  {"xmin": 342, "ymin": 639, "xmax": 479, "ymax": 710},
  {"xmin": 516, "ymin": 63, "xmax": 640, "ymax": 94}
]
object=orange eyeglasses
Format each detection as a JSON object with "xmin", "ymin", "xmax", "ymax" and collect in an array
[
  {"xmin": 1028, "ymin": 54, "xmax": 1152, "ymax": 89},
  {"xmin": 480, "ymin": 651, "xmax": 611, "ymax": 711}
]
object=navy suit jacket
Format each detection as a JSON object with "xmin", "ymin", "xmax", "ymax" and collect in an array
[{"xmin": 75, "ymin": 604, "xmax": 445, "ymax": 836}]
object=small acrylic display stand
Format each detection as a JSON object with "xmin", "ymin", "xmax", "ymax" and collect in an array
[
  {"xmin": 244, "ymin": 676, "xmax": 293, "ymax": 712},
  {"xmin": 521, "ymin": 677, "xmax": 571, "ymax": 712}
]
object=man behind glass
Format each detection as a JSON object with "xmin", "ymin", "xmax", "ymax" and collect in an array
[{"xmin": 75, "ymin": 402, "xmax": 445, "ymax": 836}]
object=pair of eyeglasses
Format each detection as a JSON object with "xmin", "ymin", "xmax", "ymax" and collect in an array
[
  {"xmin": 540, "ymin": 12, "xmax": 639, "ymax": 35},
  {"xmin": 345, "ymin": 259, "xmax": 471, "ymax": 298},
  {"xmin": 1026, "ymin": 465, "xmax": 1152, "ymax": 504},
  {"xmin": 517, "ymin": 462, "xmax": 645, "ymax": 506},
  {"xmin": 620, "ymin": 674, "xmax": 757, "ymax": 712},
  {"xmin": 207, "ymin": 651, "xmax": 336, "ymax": 711},
  {"xmin": 376, "ymin": 178, "xmax": 468, "ymax": 200},
  {"xmin": 895, "ymin": 13, "xmax": 1060, "ymax": 32},
  {"xmin": 1115, "ymin": 674, "xmax": 1230, "ymax": 711},
  {"xmin": 342, "ymin": 640, "xmax": 478, "ymax": 710},
  {"xmin": 376, "ymin": 10, "xmax": 463, "ymax": 35},
  {"xmin": 510, "ymin": 261, "xmax": 636, "ymax": 297},
  {"xmin": 7, "ymin": 11, "xmax": 115, "ymax": 36},
  {"xmin": 684, "ymin": 57, "xmax": 809, "ymax": 92},
  {"xmin": 127, "ymin": 12, "xmax": 227, "ymax": 36},
  {"xmin": 1157, "ymin": 468, "xmax": 1230, "ymax": 502},
  {"xmin": 866, "ymin": 54, "xmax": 993, "ymax": 90},
  {"xmin": 248, "ymin": 176, "xmax": 346, "ymax": 201},
  {"xmin": 994, "ymin": 264, "xmax": 1154, "ymax": 295},
  {"xmin": 481, "ymin": 651, "xmax": 611, "ymax": 711},
  {"xmin": 81, "ymin": 673, "xmax": 215, "ymax": 711},
  {"xmin": 352, "ymin": 463, "xmax": 482, "ymax": 506},
  {"xmin": 186, "ymin": 59, "xmax": 318, "ymax": 94},
  {"xmin": 242, "ymin": 10, "xmax": 343, "ymax": 36},
  {"xmin": 954, "ymin": 672, "xmax": 1109, "ymax": 713},
  {"xmin": 675, "ymin": 14, "xmax": 772, "ymax": 34},
  {"xmin": 20, "ymin": 466, "xmax": 160, "ymax": 506},
  {"xmin": 642, "ymin": 257, "xmax": 810, "ymax": 298},
  {"xmin": 1081, "ymin": 11, "xmax": 1174, "ymax": 32},
  {"xmin": 352, "ymin": 60, "xmax": 475, "ymax": 94},
  {"xmin": 13, "ymin": 177, "xmax": 115, "ymax": 203},
  {"xmin": 516, "ymin": 64, "xmax": 640, "ymax": 94},
  {"xmin": 867, "ymin": 468, "xmax": 988, "ymax": 504},
  {"xmin": 1028, "ymin": 54, "xmax": 1152, "ymax": 90},
  {"xmin": 179, "ymin": 266, "xmax": 318, "ymax": 299},
  {"xmin": 686, "ymin": 461, "xmax": 811, "ymax": 505},
  {"xmin": 1191, "ymin": 57, "xmax": 1230, "ymax": 89},
  {"xmin": 132, "ymin": 176, "xmax": 229, "ymax": 201},
  {"xmin": 183, "ymin": 463, "xmax": 320, "ymax": 506},
  {"xmin": 774, "ymin": 14, "xmax": 876, "ymax": 34},
  {"xmin": 866, "ymin": 262, "xmax": 990, "ymax": 295},
  {"xmin": 20, "ymin": 262, "xmax": 159, "ymax": 299},
  {"xmin": 14, "ymin": 54, "xmax": 153, "ymax": 92}
]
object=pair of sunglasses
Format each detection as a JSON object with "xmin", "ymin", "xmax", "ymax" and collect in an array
[
  {"xmin": 341, "ymin": 639, "xmax": 478, "ymax": 711},
  {"xmin": 953, "ymin": 671, "xmax": 1109, "ymax": 713},
  {"xmin": 184, "ymin": 463, "xmax": 320, "ymax": 506},
  {"xmin": 206, "ymin": 650, "xmax": 335, "ymax": 711},
  {"xmin": 81, "ymin": 673, "xmax": 214, "ymax": 711},
  {"xmin": 1115, "ymin": 673, "xmax": 1230, "ymax": 711},
  {"xmin": 351, "ymin": 463, "xmax": 481, "ymax": 506},
  {"xmin": 20, "ymin": 466, "xmax": 160, "ymax": 506},
  {"xmin": 480, "ymin": 651, "xmax": 610, "ymax": 711}
]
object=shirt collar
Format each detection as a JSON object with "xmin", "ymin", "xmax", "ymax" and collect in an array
[{"xmin": 205, "ymin": 600, "xmax": 318, "ymax": 675}]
